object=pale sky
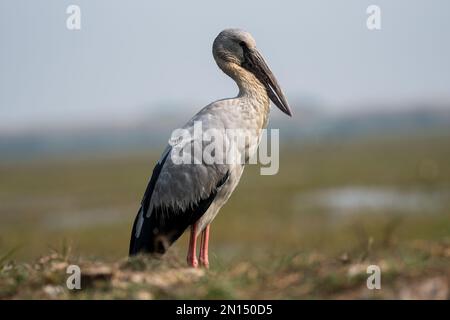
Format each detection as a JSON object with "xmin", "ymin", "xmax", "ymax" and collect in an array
[{"xmin": 1, "ymin": 0, "xmax": 449, "ymax": 133}]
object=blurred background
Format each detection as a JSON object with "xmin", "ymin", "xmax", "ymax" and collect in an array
[{"xmin": 1, "ymin": 0, "xmax": 449, "ymax": 269}]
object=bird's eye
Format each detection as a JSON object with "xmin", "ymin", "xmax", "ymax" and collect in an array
[{"xmin": 239, "ymin": 41, "xmax": 247, "ymax": 47}]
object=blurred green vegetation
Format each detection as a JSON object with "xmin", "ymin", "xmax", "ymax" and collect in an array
[{"xmin": 1, "ymin": 132, "xmax": 449, "ymax": 263}]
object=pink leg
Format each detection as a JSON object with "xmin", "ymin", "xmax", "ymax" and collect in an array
[
  {"xmin": 199, "ymin": 224, "xmax": 210, "ymax": 268},
  {"xmin": 187, "ymin": 223, "xmax": 199, "ymax": 268}
]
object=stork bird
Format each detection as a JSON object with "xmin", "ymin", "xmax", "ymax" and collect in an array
[{"xmin": 129, "ymin": 28, "xmax": 292, "ymax": 268}]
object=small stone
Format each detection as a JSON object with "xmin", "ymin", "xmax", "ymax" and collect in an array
[
  {"xmin": 136, "ymin": 290, "xmax": 153, "ymax": 300},
  {"xmin": 43, "ymin": 285, "xmax": 64, "ymax": 297}
]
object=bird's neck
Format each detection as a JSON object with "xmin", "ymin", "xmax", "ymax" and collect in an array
[
  {"xmin": 235, "ymin": 66, "xmax": 270, "ymax": 128},
  {"xmin": 217, "ymin": 62, "xmax": 271, "ymax": 129},
  {"xmin": 224, "ymin": 64, "xmax": 270, "ymax": 112}
]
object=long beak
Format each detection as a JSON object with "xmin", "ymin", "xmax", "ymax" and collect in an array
[{"xmin": 243, "ymin": 48, "xmax": 293, "ymax": 117}]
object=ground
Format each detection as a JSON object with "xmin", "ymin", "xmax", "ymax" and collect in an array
[{"xmin": 1, "ymin": 240, "xmax": 449, "ymax": 299}]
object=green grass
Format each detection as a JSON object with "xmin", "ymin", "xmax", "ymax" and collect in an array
[
  {"xmin": 0, "ymin": 133, "xmax": 449, "ymax": 298},
  {"xmin": 1, "ymin": 240, "xmax": 448, "ymax": 299}
]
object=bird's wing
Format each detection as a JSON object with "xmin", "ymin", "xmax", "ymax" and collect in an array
[{"xmin": 129, "ymin": 106, "xmax": 232, "ymax": 255}]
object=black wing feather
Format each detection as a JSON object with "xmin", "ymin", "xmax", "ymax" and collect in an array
[
  {"xmin": 129, "ymin": 150, "xmax": 170, "ymax": 255},
  {"xmin": 129, "ymin": 151, "xmax": 229, "ymax": 256}
]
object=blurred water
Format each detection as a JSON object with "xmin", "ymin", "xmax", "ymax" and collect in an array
[
  {"xmin": 295, "ymin": 186, "xmax": 449, "ymax": 215},
  {"xmin": 41, "ymin": 206, "xmax": 133, "ymax": 230}
]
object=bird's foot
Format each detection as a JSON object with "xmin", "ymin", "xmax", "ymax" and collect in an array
[
  {"xmin": 199, "ymin": 257, "xmax": 209, "ymax": 269},
  {"xmin": 187, "ymin": 255, "xmax": 199, "ymax": 268}
]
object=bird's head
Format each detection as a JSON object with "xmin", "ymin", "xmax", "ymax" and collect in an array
[{"xmin": 213, "ymin": 28, "xmax": 292, "ymax": 117}]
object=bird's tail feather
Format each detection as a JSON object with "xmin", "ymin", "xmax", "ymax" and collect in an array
[
  {"xmin": 129, "ymin": 171, "xmax": 229, "ymax": 257},
  {"xmin": 129, "ymin": 191, "xmax": 221, "ymax": 256},
  {"xmin": 129, "ymin": 206, "xmax": 183, "ymax": 256}
]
